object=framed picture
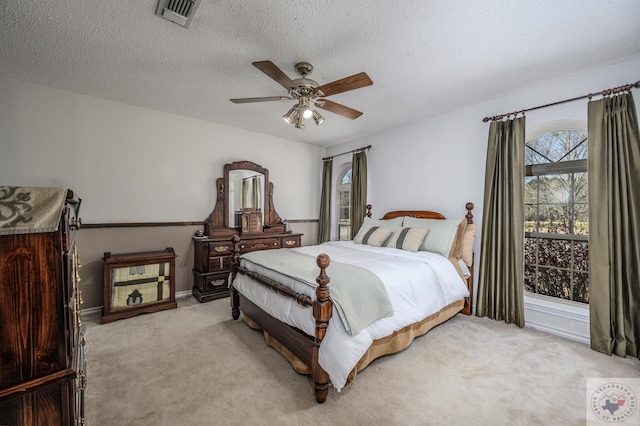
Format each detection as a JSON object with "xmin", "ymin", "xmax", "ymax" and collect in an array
[{"xmin": 101, "ymin": 248, "xmax": 177, "ymax": 323}]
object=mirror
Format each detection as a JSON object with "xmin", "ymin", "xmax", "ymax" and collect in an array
[
  {"xmin": 228, "ymin": 169, "xmax": 264, "ymax": 227},
  {"xmin": 204, "ymin": 161, "xmax": 284, "ymax": 237}
]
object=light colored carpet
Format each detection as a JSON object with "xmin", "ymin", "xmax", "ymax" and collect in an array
[{"xmin": 83, "ymin": 297, "xmax": 638, "ymax": 425}]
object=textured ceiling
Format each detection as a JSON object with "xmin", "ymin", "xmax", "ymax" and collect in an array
[{"xmin": 1, "ymin": 0, "xmax": 639, "ymax": 146}]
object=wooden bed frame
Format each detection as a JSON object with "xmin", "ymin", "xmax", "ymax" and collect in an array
[{"xmin": 229, "ymin": 203, "xmax": 475, "ymax": 403}]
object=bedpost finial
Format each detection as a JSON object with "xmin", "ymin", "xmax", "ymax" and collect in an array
[
  {"xmin": 316, "ymin": 253, "xmax": 330, "ymax": 270},
  {"xmin": 315, "ymin": 254, "xmax": 331, "ymax": 294},
  {"xmin": 465, "ymin": 202, "xmax": 474, "ymax": 224}
]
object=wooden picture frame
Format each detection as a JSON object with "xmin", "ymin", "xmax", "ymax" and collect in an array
[{"xmin": 101, "ymin": 248, "xmax": 177, "ymax": 324}]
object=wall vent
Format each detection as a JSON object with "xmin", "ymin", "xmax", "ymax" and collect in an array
[{"xmin": 155, "ymin": 0, "xmax": 202, "ymax": 28}]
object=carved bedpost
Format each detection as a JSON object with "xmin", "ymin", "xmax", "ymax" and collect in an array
[
  {"xmin": 465, "ymin": 202, "xmax": 474, "ymax": 224},
  {"xmin": 312, "ymin": 253, "xmax": 332, "ymax": 403},
  {"xmin": 366, "ymin": 204, "xmax": 372, "ymax": 218},
  {"xmin": 230, "ymin": 235, "xmax": 241, "ymax": 320},
  {"xmin": 463, "ymin": 202, "xmax": 475, "ymax": 316}
]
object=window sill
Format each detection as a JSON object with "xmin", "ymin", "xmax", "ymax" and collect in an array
[{"xmin": 524, "ymin": 293, "xmax": 590, "ymax": 344}]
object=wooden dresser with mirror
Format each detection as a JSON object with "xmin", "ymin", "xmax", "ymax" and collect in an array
[{"xmin": 192, "ymin": 161, "xmax": 302, "ymax": 302}]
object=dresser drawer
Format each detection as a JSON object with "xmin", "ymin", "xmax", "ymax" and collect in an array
[
  {"xmin": 239, "ymin": 238, "xmax": 280, "ymax": 253},
  {"xmin": 207, "ymin": 255, "xmax": 233, "ymax": 272},
  {"xmin": 196, "ymin": 273, "xmax": 230, "ymax": 293},
  {"xmin": 281, "ymin": 235, "xmax": 301, "ymax": 248},
  {"xmin": 208, "ymin": 242, "xmax": 233, "ymax": 256}
]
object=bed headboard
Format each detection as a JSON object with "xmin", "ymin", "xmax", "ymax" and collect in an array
[
  {"xmin": 382, "ymin": 210, "xmax": 446, "ymax": 220},
  {"xmin": 380, "ymin": 202, "xmax": 474, "ymax": 224}
]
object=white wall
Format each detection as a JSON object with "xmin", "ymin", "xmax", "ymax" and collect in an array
[
  {"xmin": 0, "ymin": 76, "xmax": 324, "ymax": 223},
  {"xmin": 326, "ymin": 56, "xmax": 640, "ymax": 342}
]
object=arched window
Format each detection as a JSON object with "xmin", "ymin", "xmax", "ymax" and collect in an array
[
  {"xmin": 524, "ymin": 128, "xmax": 589, "ymax": 303},
  {"xmin": 336, "ymin": 166, "xmax": 352, "ymax": 240}
]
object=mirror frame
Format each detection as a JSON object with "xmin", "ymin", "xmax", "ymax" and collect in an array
[{"xmin": 204, "ymin": 161, "xmax": 283, "ymax": 237}]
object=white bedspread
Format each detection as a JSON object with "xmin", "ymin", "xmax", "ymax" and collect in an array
[{"xmin": 233, "ymin": 241, "xmax": 469, "ymax": 391}]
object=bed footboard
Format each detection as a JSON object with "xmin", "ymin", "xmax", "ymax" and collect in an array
[{"xmin": 230, "ymin": 235, "xmax": 333, "ymax": 403}]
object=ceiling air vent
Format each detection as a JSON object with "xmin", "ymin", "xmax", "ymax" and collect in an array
[{"xmin": 155, "ymin": 0, "xmax": 202, "ymax": 28}]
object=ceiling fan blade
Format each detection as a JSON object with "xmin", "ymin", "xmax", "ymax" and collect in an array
[
  {"xmin": 230, "ymin": 96, "xmax": 291, "ymax": 104},
  {"xmin": 315, "ymin": 99, "xmax": 363, "ymax": 119},
  {"xmin": 316, "ymin": 72, "xmax": 373, "ymax": 97},
  {"xmin": 252, "ymin": 61, "xmax": 297, "ymax": 90}
]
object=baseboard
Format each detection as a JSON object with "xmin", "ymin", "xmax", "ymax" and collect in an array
[
  {"xmin": 175, "ymin": 290, "xmax": 192, "ymax": 299},
  {"xmin": 524, "ymin": 295, "xmax": 590, "ymax": 344},
  {"xmin": 81, "ymin": 305, "xmax": 103, "ymax": 316},
  {"xmin": 525, "ymin": 321, "xmax": 590, "ymax": 344},
  {"xmin": 81, "ymin": 290, "xmax": 194, "ymax": 316}
]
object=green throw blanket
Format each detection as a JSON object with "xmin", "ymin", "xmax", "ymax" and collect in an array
[{"xmin": 241, "ymin": 249, "xmax": 394, "ymax": 336}]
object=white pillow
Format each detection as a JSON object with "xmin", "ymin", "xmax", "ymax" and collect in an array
[
  {"xmin": 353, "ymin": 216, "xmax": 403, "ymax": 243},
  {"xmin": 385, "ymin": 227, "xmax": 430, "ymax": 252},
  {"xmin": 402, "ymin": 217, "xmax": 464, "ymax": 257}
]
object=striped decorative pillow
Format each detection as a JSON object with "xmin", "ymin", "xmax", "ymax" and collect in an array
[
  {"xmin": 352, "ymin": 216, "xmax": 404, "ymax": 243},
  {"xmin": 385, "ymin": 227, "xmax": 430, "ymax": 252},
  {"xmin": 354, "ymin": 226, "xmax": 392, "ymax": 247}
]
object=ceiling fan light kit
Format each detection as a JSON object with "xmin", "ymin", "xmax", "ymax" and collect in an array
[
  {"xmin": 231, "ymin": 61, "xmax": 373, "ymax": 130},
  {"xmin": 312, "ymin": 110, "xmax": 324, "ymax": 126},
  {"xmin": 282, "ymin": 106, "xmax": 298, "ymax": 124}
]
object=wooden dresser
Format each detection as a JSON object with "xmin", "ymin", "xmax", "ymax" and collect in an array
[
  {"xmin": 193, "ymin": 160, "xmax": 303, "ymax": 302},
  {"xmin": 0, "ymin": 188, "xmax": 85, "ymax": 425},
  {"xmin": 192, "ymin": 232, "xmax": 302, "ymax": 302}
]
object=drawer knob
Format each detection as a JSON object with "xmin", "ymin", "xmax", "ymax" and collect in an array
[{"xmin": 214, "ymin": 245, "xmax": 228, "ymax": 253}]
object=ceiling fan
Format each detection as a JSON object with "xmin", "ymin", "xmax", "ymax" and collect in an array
[{"xmin": 230, "ymin": 61, "xmax": 373, "ymax": 129}]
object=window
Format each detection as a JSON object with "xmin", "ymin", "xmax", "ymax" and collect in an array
[
  {"xmin": 336, "ymin": 167, "xmax": 352, "ymax": 240},
  {"xmin": 524, "ymin": 129, "xmax": 589, "ymax": 303}
]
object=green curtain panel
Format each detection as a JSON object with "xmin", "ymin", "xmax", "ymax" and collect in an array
[
  {"xmin": 318, "ymin": 159, "xmax": 332, "ymax": 244},
  {"xmin": 588, "ymin": 92, "xmax": 640, "ymax": 359},
  {"xmin": 350, "ymin": 151, "xmax": 368, "ymax": 240},
  {"xmin": 252, "ymin": 176, "xmax": 259, "ymax": 208},
  {"xmin": 241, "ymin": 179, "xmax": 248, "ymax": 208},
  {"xmin": 476, "ymin": 117, "xmax": 526, "ymax": 327}
]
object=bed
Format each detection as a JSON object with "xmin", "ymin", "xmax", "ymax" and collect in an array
[{"xmin": 229, "ymin": 203, "xmax": 475, "ymax": 403}]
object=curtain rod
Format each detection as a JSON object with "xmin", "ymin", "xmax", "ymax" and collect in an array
[
  {"xmin": 322, "ymin": 144, "xmax": 372, "ymax": 161},
  {"xmin": 482, "ymin": 80, "xmax": 640, "ymax": 122}
]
